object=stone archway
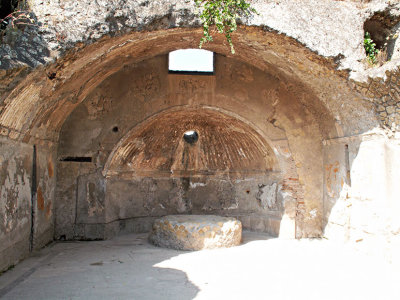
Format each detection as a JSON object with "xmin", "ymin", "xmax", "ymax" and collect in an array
[
  {"xmin": 51, "ymin": 48, "xmax": 345, "ymax": 240},
  {"xmin": 0, "ymin": 23, "xmax": 384, "ymax": 272}
]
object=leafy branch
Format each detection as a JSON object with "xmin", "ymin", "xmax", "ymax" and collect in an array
[
  {"xmin": 194, "ymin": 0, "xmax": 257, "ymax": 54},
  {"xmin": 364, "ymin": 32, "xmax": 378, "ymax": 64}
]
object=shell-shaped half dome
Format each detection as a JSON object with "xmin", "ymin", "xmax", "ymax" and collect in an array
[{"xmin": 104, "ymin": 108, "xmax": 278, "ymax": 178}]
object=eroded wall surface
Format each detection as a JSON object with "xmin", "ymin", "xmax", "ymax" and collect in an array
[
  {"xmin": 0, "ymin": 138, "xmax": 55, "ymax": 272},
  {"xmin": 0, "ymin": 138, "xmax": 31, "ymax": 272},
  {"xmin": 323, "ymin": 133, "xmax": 400, "ymax": 260}
]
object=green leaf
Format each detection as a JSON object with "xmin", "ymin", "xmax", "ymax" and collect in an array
[{"xmin": 194, "ymin": 0, "xmax": 257, "ymax": 54}]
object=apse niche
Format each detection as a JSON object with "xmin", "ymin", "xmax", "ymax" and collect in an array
[
  {"xmin": 55, "ymin": 53, "xmax": 305, "ymax": 241},
  {"xmin": 102, "ymin": 108, "xmax": 284, "ymax": 235}
]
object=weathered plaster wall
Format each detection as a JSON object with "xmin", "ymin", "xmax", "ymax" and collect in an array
[
  {"xmin": 0, "ymin": 138, "xmax": 55, "ymax": 272},
  {"xmin": 0, "ymin": 138, "xmax": 32, "ymax": 272},
  {"xmin": 323, "ymin": 133, "xmax": 400, "ymax": 259},
  {"xmin": 34, "ymin": 144, "xmax": 56, "ymax": 248}
]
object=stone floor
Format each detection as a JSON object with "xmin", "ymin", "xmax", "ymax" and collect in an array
[{"xmin": 0, "ymin": 231, "xmax": 399, "ymax": 300}]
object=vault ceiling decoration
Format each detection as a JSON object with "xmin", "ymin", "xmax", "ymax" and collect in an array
[{"xmin": 105, "ymin": 108, "xmax": 278, "ymax": 178}]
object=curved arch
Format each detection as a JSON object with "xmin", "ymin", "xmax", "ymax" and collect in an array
[
  {"xmin": 0, "ymin": 26, "xmax": 381, "ymax": 240},
  {"xmin": 0, "ymin": 3, "xmax": 396, "ymax": 274},
  {"xmin": 103, "ymin": 106, "xmax": 281, "ymax": 178},
  {"xmin": 0, "ymin": 27, "xmax": 378, "ymax": 144},
  {"xmin": 50, "ymin": 43, "xmax": 343, "ymax": 238}
]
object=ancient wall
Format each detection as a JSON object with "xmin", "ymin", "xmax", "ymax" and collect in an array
[
  {"xmin": 352, "ymin": 69, "xmax": 400, "ymax": 132},
  {"xmin": 0, "ymin": 138, "xmax": 55, "ymax": 272},
  {"xmin": 0, "ymin": 0, "xmax": 400, "ymax": 272},
  {"xmin": 322, "ymin": 133, "xmax": 400, "ymax": 260},
  {"xmin": 0, "ymin": 138, "xmax": 32, "ymax": 272},
  {"xmin": 55, "ymin": 54, "xmax": 326, "ymax": 240}
]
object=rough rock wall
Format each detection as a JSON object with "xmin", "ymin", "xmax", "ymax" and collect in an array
[
  {"xmin": 352, "ymin": 69, "xmax": 400, "ymax": 132},
  {"xmin": 0, "ymin": 1, "xmax": 397, "ymax": 73},
  {"xmin": 0, "ymin": 0, "xmax": 366, "ymax": 68}
]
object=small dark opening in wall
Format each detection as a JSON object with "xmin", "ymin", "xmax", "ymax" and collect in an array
[
  {"xmin": 112, "ymin": 126, "xmax": 119, "ymax": 133},
  {"xmin": 345, "ymin": 144, "xmax": 351, "ymax": 186},
  {"xmin": 183, "ymin": 130, "xmax": 199, "ymax": 144},
  {"xmin": 0, "ymin": 0, "xmax": 13, "ymax": 19},
  {"xmin": 47, "ymin": 72, "xmax": 56, "ymax": 80},
  {"xmin": 246, "ymin": 190, "xmax": 250, "ymax": 194},
  {"xmin": 60, "ymin": 157, "xmax": 92, "ymax": 162}
]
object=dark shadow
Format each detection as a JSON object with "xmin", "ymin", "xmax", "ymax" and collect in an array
[
  {"xmin": 0, "ymin": 233, "xmax": 199, "ymax": 300},
  {"xmin": 0, "ymin": 9, "xmax": 50, "ymax": 69},
  {"xmin": 0, "ymin": 0, "xmax": 19, "ymax": 20}
]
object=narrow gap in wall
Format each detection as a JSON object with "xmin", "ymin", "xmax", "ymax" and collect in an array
[
  {"xmin": 345, "ymin": 144, "xmax": 351, "ymax": 186},
  {"xmin": 60, "ymin": 157, "xmax": 92, "ymax": 162},
  {"xmin": 30, "ymin": 144, "xmax": 37, "ymax": 252},
  {"xmin": 74, "ymin": 176, "xmax": 80, "ymax": 231}
]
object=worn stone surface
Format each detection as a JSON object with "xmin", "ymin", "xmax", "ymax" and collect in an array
[
  {"xmin": 1, "ymin": 232, "xmax": 400, "ymax": 300},
  {"xmin": 149, "ymin": 215, "xmax": 242, "ymax": 250},
  {"xmin": 352, "ymin": 69, "xmax": 400, "ymax": 131}
]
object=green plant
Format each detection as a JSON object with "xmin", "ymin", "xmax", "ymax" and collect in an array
[
  {"xmin": 364, "ymin": 32, "xmax": 378, "ymax": 64},
  {"xmin": 194, "ymin": 0, "xmax": 257, "ymax": 54}
]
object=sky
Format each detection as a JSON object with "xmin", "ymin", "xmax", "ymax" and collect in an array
[{"xmin": 169, "ymin": 49, "xmax": 214, "ymax": 72}]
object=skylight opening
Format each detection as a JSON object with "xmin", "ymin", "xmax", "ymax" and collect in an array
[{"xmin": 169, "ymin": 49, "xmax": 214, "ymax": 74}]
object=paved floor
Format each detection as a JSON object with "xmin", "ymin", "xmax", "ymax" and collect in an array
[{"xmin": 0, "ymin": 231, "xmax": 399, "ymax": 300}]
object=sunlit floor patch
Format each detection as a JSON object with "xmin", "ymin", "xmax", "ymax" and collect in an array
[{"xmin": 0, "ymin": 232, "xmax": 399, "ymax": 300}]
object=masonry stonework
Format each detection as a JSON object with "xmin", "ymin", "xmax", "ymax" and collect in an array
[{"xmin": 1, "ymin": 0, "xmax": 400, "ymax": 272}]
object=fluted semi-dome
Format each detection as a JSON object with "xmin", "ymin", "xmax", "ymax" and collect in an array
[{"xmin": 105, "ymin": 108, "xmax": 278, "ymax": 178}]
